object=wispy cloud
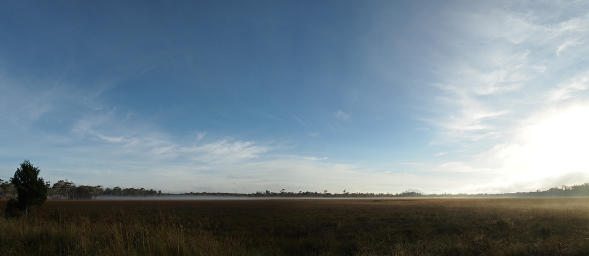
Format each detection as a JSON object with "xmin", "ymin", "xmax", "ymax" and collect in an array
[
  {"xmin": 45, "ymin": 108, "xmax": 478, "ymax": 193},
  {"xmin": 334, "ymin": 110, "xmax": 350, "ymax": 121},
  {"xmin": 181, "ymin": 140, "xmax": 268, "ymax": 164},
  {"xmin": 547, "ymin": 71, "xmax": 589, "ymax": 102},
  {"xmin": 434, "ymin": 152, "xmax": 447, "ymax": 157},
  {"xmin": 196, "ymin": 131, "xmax": 207, "ymax": 141},
  {"xmin": 556, "ymin": 40, "xmax": 580, "ymax": 56},
  {"xmin": 0, "ymin": 79, "xmax": 56, "ymax": 126},
  {"xmin": 424, "ymin": 1, "xmax": 589, "ymax": 192},
  {"xmin": 71, "ymin": 112, "xmax": 269, "ymax": 163}
]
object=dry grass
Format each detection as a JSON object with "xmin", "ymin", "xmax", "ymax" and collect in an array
[{"xmin": 2, "ymin": 198, "xmax": 589, "ymax": 255}]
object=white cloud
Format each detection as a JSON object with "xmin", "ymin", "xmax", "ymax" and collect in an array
[
  {"xmin": 557, "ymin": 13, "xmax": 589, "ymax": 33},
  {"xmin": 196, "ymin": 131, "xmax": 207, "ymax": 141},
  {"xmin": 334, "ymin": 110, "xmax": 350, "ymax": 121},
  {"xmin": 434, "ymin": 152, "xmax": 447, "ymax": 157},
  {"xmin": 547, "ymin": 71, "xmax": 589, "ymax": 102},
  {"xmin": 72, "ymin": 113, "xmax": 269, "ymax": 164},
  {"xmin": 429, "ymin": 42, "xmax": 540, "ymax": 144},
  {"xmin": 556, "ymin": 40, "xmax": 580, "ymax": 56},
  {"xmin": 181, "ymin": 140, "xmax": 268, "ymax": 164}
]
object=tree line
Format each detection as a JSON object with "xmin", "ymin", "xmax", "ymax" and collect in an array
[
  {"xmin": 451, "ymin": 184, "xmax": 589, "ymax": 198},
  {"xmin": 1, "ymin": 178, "xmax": 161, "ymax": 201},
  {"xmin": 0, "ymin": 179, "xmax": 162, "ymax": 200},
  {"xmin": 49, "ymin": 180, "xmax": 162, "ymax": 199},
  {"xmin": 2, "ymin": 161, "xmax": 164, "ymax": 218}
]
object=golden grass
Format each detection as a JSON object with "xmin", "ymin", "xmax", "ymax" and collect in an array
[{"xmin": 2, "ymin": 198, "xmax": 589, "ymax": 255}]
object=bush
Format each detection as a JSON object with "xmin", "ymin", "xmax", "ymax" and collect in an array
[
  {"xmin": 5, "ymin": 199, "xmax": 24, "ymax": 218},
  {"xmin": 6, "ymin": 160, "xmax": 48, "ymax": 218}
]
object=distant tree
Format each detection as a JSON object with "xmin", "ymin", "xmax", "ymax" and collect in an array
[
  {"xmin": 112, "ymin": 186, "xmax": 122, "ymax": 196},
  {"xmin": 92, "ymin": 185, "xmax": 104, "ymax": 198},
  {"xmin": 72, "ymin": 186, "xmax": 91, "ymax": 199},
  {"xmin": 51, "ymin": 180, "xmax": 74, "ymax": 199},
  {"xmin": 6, "ymin": 160, "xmax": 49, "ymax": 217},
  {"xmin": 0, "ymin": 179, "xmax": 14, "ymax": 199}
]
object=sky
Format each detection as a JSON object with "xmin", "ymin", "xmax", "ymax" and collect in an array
[{"xmin": 1, "ymin": 0, "xmax": 589, "ymax": 193}]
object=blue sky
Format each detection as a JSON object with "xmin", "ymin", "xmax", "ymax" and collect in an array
[{"xmin": 1, "ymin": 0, "xmax": 589, "ymax": 193}]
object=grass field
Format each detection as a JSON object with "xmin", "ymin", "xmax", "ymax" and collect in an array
[{"xmin": 2, "ymin": 198, "xmax": 589, "ymax": 255}]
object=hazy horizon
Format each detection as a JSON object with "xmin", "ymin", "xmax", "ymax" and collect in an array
[{"xmin": 2, "ymin": 0, "xmax": 589, "ymax": 194}]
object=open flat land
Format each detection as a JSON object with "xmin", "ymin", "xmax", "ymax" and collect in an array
[{"xmin": 2, "ymin": 198, "xmax": 589, "ymax": 255}]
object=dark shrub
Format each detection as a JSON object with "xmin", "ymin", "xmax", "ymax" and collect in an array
[{"xmin": 5, "ymin": 199, "xmax": 24, "ymax": 218}]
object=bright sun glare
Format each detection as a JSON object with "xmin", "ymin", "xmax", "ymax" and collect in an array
[{"xmin": 509, "ymin": 104, "xmax": 589, "ymax": 181}]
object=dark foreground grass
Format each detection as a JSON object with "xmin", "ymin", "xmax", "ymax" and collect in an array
[{"xmin": 2, "ymin": 198, "xmax": 589, "ymax": 255}]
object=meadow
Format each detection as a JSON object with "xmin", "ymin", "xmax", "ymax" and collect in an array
[{"xmin": 2, "ymin": 198, "xmax": 589, "ymax": 255}]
